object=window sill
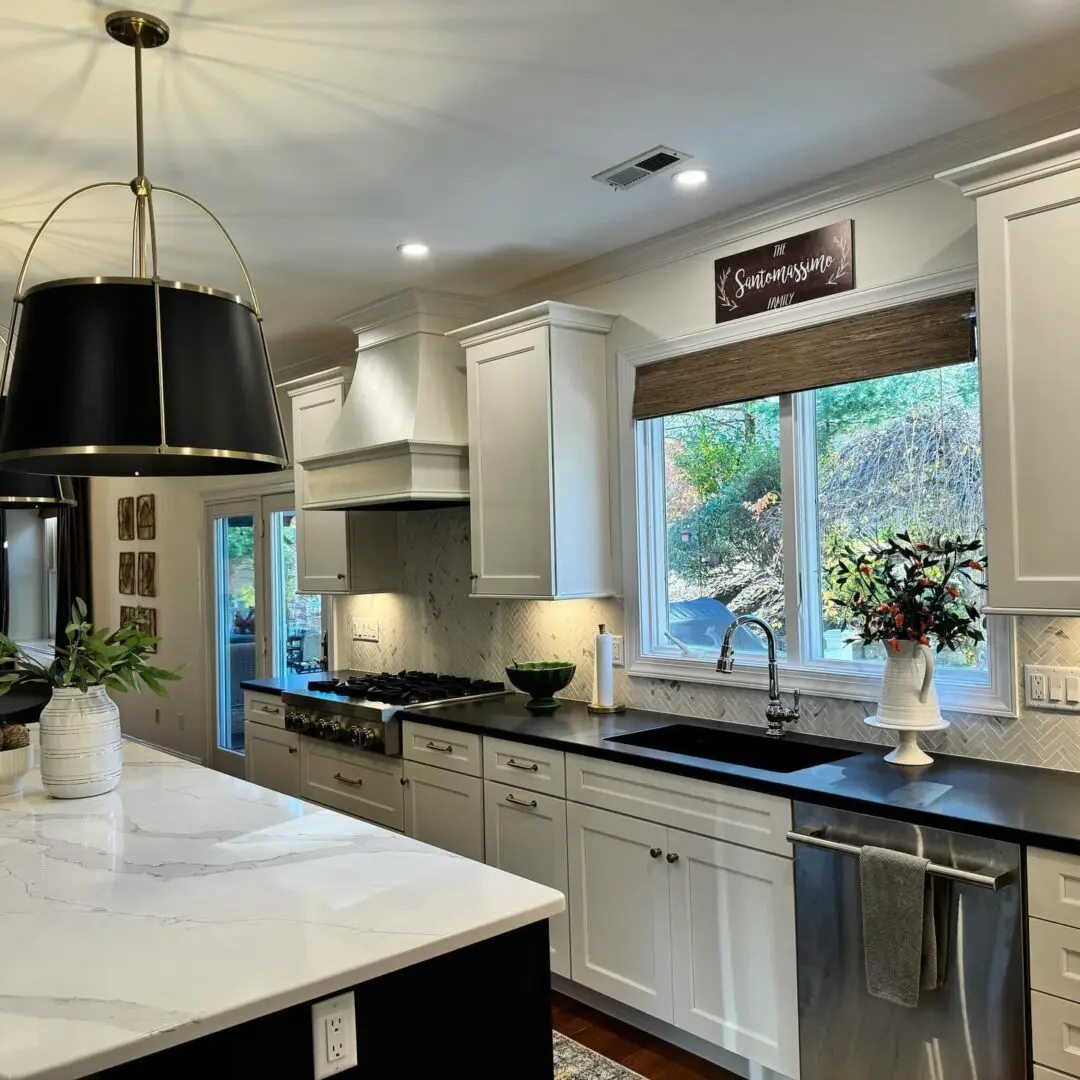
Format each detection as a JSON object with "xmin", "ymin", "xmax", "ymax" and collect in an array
[{"xmin": 628, "ymin": 652, "xmax": 1017, "ymax": 718}]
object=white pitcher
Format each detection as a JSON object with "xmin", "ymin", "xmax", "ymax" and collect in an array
[{"xmin": 874, "ymin": 640, "xmax": 944, "ymax": 729}]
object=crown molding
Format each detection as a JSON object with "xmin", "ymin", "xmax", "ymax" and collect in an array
[
  {"xmin": 491, "ymin": 86, "xmax": 1080, "ymax": 310},
  {"xmin": 447, "ymin": 301, "xmax": 616, "ymax": 347},
  {"xmin": 938, "ymin": 128, "xmax": 1080, "ymax": 197}
]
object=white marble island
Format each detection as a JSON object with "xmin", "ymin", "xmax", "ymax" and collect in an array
[{"xmin": 0, "ymin": 742, "xmax": 563, "ymax": 1080}]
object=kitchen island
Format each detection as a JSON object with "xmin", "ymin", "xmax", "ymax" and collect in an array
[{"xmin": 0, "ymin": 741, "xmax": 563, "ymax": 1080}]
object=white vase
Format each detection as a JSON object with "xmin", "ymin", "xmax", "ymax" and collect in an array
[
  {"xmin": 0, "ymin": 744, "xmax": 32, "ymax": 797},
  {"xmin": 39, "ymin": 686, "xmax": 122, "ymax": 799},
  {"xmin": 873, "ymin": 640, "xmax": 944, "ymax": 728}
]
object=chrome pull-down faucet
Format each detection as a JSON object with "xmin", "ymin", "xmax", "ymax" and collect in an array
[{"xmin": 717, "ymin": 615, "xmax": 800, "ymax": 738}]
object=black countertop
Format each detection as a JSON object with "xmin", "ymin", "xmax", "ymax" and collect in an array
[
  {"xmin": 240, "ymin": 671, "xmax": 356, "ymax": 697},
  {"xmin": 404, "ymin": 695, "xmax": 1080, "ymax": 856},
  {"xmin": 243, "ymin": 672, "xmax": 1080, "ymax": 856}
]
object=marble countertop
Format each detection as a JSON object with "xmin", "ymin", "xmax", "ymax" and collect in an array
[{"xmin": 0, "ymin": 742, "xmax": 563, "ymax": 1080}]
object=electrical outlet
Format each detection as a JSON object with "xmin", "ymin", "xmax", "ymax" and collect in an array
[
  {"xmin": 311, "ymin": 991, "xmax": 357, "ymax": 1078},
  {"xmin": 352, "ymin": 617, "xmax": 379, "ymax": 643},
  {"xmin": 611, "ymin": 635, "xmax": 624, "ymax": 667},
  {"xmin": 177, "ymin": 713, "xmax": 185, "ymax": 732},
  {"xmin": 1025, "ymin": 664, "xmax": 1080, "ymax": 712},
  {"xmin": 153, "ymin": 707, "xmax": 161, "ymax": 725}
]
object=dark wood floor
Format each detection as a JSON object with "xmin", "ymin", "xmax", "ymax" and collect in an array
[{"xmin": 552, "ymin": 993, "xmax": 740, "ymax": 1080}]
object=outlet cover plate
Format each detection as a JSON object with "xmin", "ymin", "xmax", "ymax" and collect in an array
[
  {"xmin": 1024, "ymin": 664, "xmax": 1080, "ymax": 712},
  {"xmin": 311, "ymin": 991, "xmax": 357, "ymax": 1078},
  {"xmin": 611, "ymin": 635, "xmax": 625, "ymax": 667}
]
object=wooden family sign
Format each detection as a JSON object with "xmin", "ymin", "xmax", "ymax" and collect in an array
[{"xmin": 714, "ymin": 219, "xmax": 854, "ymax": 323}]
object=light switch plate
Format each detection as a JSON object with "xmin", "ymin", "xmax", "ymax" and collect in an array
[
  {"xmin": 351, "ymin": 617, "xmax": 379, "ymax": 643},
  {"xmin": 611, "ymin": 635, "xmax": 624, "ymax": 667},
  {"xmin": 1025, "ymin": 664, "xmax": 1080, "ymax": 712}
]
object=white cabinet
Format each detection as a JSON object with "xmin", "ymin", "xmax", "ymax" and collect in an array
[
  {"xmin": 285, "ymin": 370, "xmax": 399, "ymax": 595},
  {"xmin": 403, "ymin": 759, "xmax": 484, "ymax": 861},
  {"xmin": 943, "ymin": 133, "xmax": 1080, "ymax": 614},
  {"xmin": 245, "ymin": 721, "xmax": 300, "ymax": 798},
  {"xmin": 484, "ymin": 780, "xmax": 571, "ymax": 977},
  {"xmin": 668, "ymin": 828, "xmax": 799, "ymax": 1078},
  {"xmin": 566, "ymin": 800, "xmax": 799, "ymax": 1077},
  {"xmin": 567, "ymin": 801, "xmax": 673, "ymax": 1019},
  {"xmin": 450, "ymin": 302, "xmax": 616, "ymax": 600},
  {"xmin": 299, "ymin": 740, "xmax": 404, "ymax": 830}
]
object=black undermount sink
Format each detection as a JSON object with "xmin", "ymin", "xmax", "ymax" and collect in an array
[{"xmin": 605, "ymin": 723, "xmax": 858, "ymax": 774}]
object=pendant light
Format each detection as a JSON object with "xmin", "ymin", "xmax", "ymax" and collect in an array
[
  {"xmin": 0, "ymin": 329, "xmax": 75, "ymax": 509},
  {"xmin": 0, "ymin": 11, "xmax": 289, "ymax": 477}
]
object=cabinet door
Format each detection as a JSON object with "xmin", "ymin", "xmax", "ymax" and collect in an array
[
  {"xmin": 668, "ymin": 829, "xmax": 798, "ymax": 1078},
  {"xmin": 245, "ymin": 721, "xmax": 300, "ymax": 798},
  {"xmin": 977, "ymin": 171, "xmax": 1080, "ymax": 613},
  {"xmin": 466, "ymin": 326, "xmax": 554, "ymax": 598},
  {"xmin": 403, "ymin": 760, "xmax": 484, "ymax": 861},
  {"xmin": 567, "ymin": 801, "xmax": 673, "ymax": 1021},
  {"xmin": 293, "ymin": 381, "xmax": 351, "ymax": 594},
  {"xmin": 484, "ymin": 781, "xmax": 570, "ymax": 977}
]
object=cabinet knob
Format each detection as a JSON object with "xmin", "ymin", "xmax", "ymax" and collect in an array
[
  {"xmin": 400, "ymin": 776, "xmax": 410, "ymax": 786},
  {"xmin": 649, "ymin": 847, "xmax": 663, "ymax": 859},
  {"xmin": 288, "ymin": 747, "xmax": 297, "ymax": 755},
  {"xmin": 469, "ymin": 572, "xmax": 479, "ymax": 581},
  {"xmin": 336, "ymin": 573, "xmax": 347, "ymax": 580},
  {"xmin": 666, "ymin": 852, "xmax": 679, "ymax": 864}
]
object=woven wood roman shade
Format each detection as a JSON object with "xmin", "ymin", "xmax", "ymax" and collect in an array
[{"xmin": 632, "ymin": 290, "xmax": 975, "ymax": 420}]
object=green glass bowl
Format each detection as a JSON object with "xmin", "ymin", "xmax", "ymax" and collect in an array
[{"xmin": 505, "ymin": 661, "xmax": 577, "ymax": 713}]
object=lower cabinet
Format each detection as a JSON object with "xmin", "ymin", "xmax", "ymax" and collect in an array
[
  {"xmin": 484, "ymin": 780, "xmax": 571, "ymax": 977},
  {"xmin": 300, "ymin": 740, "xmax": 405, "ymax": 830},
  {"xmin": 403, "ymin": 759, "xmax": 485, "ymax": 861},
  {"xmin": 568, "ymin": 801, "xmax": 799, "ymax": 1079},
  {"xmin": 245, "ymin": 721, "xmax": 301, "ymax": 798}
]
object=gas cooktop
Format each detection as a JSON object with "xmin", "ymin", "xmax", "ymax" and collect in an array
[{"xmin": 305, "ymin": 671, "xmax": 505, "ymax": 706}]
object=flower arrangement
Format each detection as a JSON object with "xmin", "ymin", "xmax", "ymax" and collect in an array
[
  {"xmin": 0, "ymin": 599, "xmax": 181, "ymax": 696},
  {"xmin": 829, "ymin": 533, "xmax": 987, "ymax": 654}
]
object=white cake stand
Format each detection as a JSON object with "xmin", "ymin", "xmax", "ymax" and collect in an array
[{"xmin": 865, "ymin": 715, "xmax": 949, "ymax": 766}]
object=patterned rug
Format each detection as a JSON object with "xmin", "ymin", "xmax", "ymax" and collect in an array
[{"xmin": 553, "ymin": 1032, "xmax": 645, "ymax": 1079}]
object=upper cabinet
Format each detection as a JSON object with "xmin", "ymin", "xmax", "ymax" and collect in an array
[
  {"xmin": 285, "ymin": 370, "xmax": 399, "ymax": 595},
  {"xmin": 449, "ymin": 302, "xmax": 616, "ymax": 600},
  {"xmin": 942, "ymin": 131, "xmax": 1080, "ymax": 615}
]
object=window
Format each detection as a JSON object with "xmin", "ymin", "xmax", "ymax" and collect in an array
[{"xmin": 634, "ymin": 355, "xmax": 1013, "ymax": 715}]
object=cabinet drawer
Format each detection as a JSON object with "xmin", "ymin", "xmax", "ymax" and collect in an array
[
  {"xmin": 1030, "ymin": 849, "xmax": 1080, "ymax": 929},
  {"xmin": 403, "ymin": 721, "xmax": 481, "ymax": 776},
  {"xmin": 1034, "ymin": 990, "xmax": 1080, "ymax": 1077},
  {"xmin": 566, "ymin": 752, "xmax": 791, "ymax": 856},
  {"xmin": 483, "ymin": 737, "xmax": 565, "ymax": 797},
  {"xmin": 1032, "ymin": 918, "xmax": 1080, "ymax": 1004},
  {"xmin": 244, "ymin": 693, "xmax": 286, "ymax": 728},
  {"xmin": 300, "ymin": 739, "xmax": 404, "ymax": 830},
  {"xmin": 1037, "ymin": 1066, "xmax": 1079, "ymax": 1080}
]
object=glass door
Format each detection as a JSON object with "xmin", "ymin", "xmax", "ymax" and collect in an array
[
  {"xmin": 208, "ymin": 493, "xmax": 329, "ymax": 776},
  {"xmin": 209, "ymin": 499, "xmax": 261, "ymax": 775}
]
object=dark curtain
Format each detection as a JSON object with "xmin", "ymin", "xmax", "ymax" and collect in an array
[
  {"xmin": 55, "ymin": 478, "xmax": 92, "ymax": 648},
  {"xmin": 0, "ymin": 509, "xmax": 8, "ymax": 636}
]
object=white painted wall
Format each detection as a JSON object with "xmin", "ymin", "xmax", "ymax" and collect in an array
[{"xmin": 6, "ymin": 509, "xmax": 44, "ymax": 641}]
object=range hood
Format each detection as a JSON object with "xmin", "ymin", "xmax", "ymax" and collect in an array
[{"xmin": 297, "ymin": 290, "xmax": 481, "ymax": 510}]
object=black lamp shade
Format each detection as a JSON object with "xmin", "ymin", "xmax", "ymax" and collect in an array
[
  {"xmin": 0, "ymin": 279, "xmax": 289, "ymax": 476},
  {"xmin": 0, "ymin": 469, "xmax": 75, "ymax": 509}
]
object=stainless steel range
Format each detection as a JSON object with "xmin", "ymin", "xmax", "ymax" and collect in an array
[{"xmin": 282, "ymin": 671, "xmax": 507, "ymax": 755}]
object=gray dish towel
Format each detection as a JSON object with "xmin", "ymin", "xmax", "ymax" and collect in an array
[{"xmin": 860, "ymin": 845, "xmax": 950, "ymax": 1008}]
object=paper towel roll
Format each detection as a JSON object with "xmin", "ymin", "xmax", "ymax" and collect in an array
[{"xmin": 593, "ymin": 624, "xmax": 614, "ymax": 709}]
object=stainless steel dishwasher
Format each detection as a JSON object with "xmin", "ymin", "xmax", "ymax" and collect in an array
[{"xmin": 791, "ymin": 802, "xmax": 1025, "ymax": 1080}]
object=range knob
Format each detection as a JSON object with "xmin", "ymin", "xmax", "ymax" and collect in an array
[{"xmin": 355, "ymin": 725, "xmax": 378, "ymax": 749}]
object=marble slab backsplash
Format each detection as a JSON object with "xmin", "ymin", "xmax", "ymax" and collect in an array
[{"xmin": 340, "ymin": 508, "xmax": 1080, "ymax": 772}]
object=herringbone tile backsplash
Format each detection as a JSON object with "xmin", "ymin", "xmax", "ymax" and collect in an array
[{"xmin": 342, "ymin": 508, "xmax": 1080, "ymax": 772}]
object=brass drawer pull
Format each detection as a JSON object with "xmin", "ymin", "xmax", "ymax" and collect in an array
[
  {"xmin": 425, "ymin": 740, "xmax": 454, "ymax": 753},
  {"xmin": 333, "ymin": 772, "xmax": 363, "ymax": 787},
  {"xmin": 506, "ymin": 794, "xmax": 538, "ymax": 809},
  {"xmin": 262, "ymin": 705, "xmax": 280, "ymax": 714},
  {"xmin": 506, "ymin": 758, "xmax": 539, "ymax": 772}
]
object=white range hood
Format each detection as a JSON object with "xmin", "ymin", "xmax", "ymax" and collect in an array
[{"xmin": 298, "ymin": 290, "xmax": 481, "ymax": 510}]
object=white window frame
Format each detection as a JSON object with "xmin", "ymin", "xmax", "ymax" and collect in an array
[{"xmin": 617, "ymin": 266, "xmax": 1017, "ymax": 717}]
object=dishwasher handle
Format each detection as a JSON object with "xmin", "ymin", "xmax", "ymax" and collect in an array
[{"xmin": 786, "ymin": 828, "xmax": 1011, "ymax": 891}]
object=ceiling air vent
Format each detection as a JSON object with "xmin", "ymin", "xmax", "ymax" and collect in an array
[{"xmin": 593, "ymin": 146, "xmax": 693, "ymax": 190}]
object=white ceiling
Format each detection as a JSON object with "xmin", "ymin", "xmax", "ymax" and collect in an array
[{"xmin": 4, "ymin": 0, "xmax": 1080, "ymax": 367}]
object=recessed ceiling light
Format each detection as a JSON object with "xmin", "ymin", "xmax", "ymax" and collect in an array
[
  {"xmin": 397, "ymin": 242, "xmax": 430, "ymax": 258},
  {"xmin": 673, "ymin": 168, "xmax": 709, "ymax": 190}
]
